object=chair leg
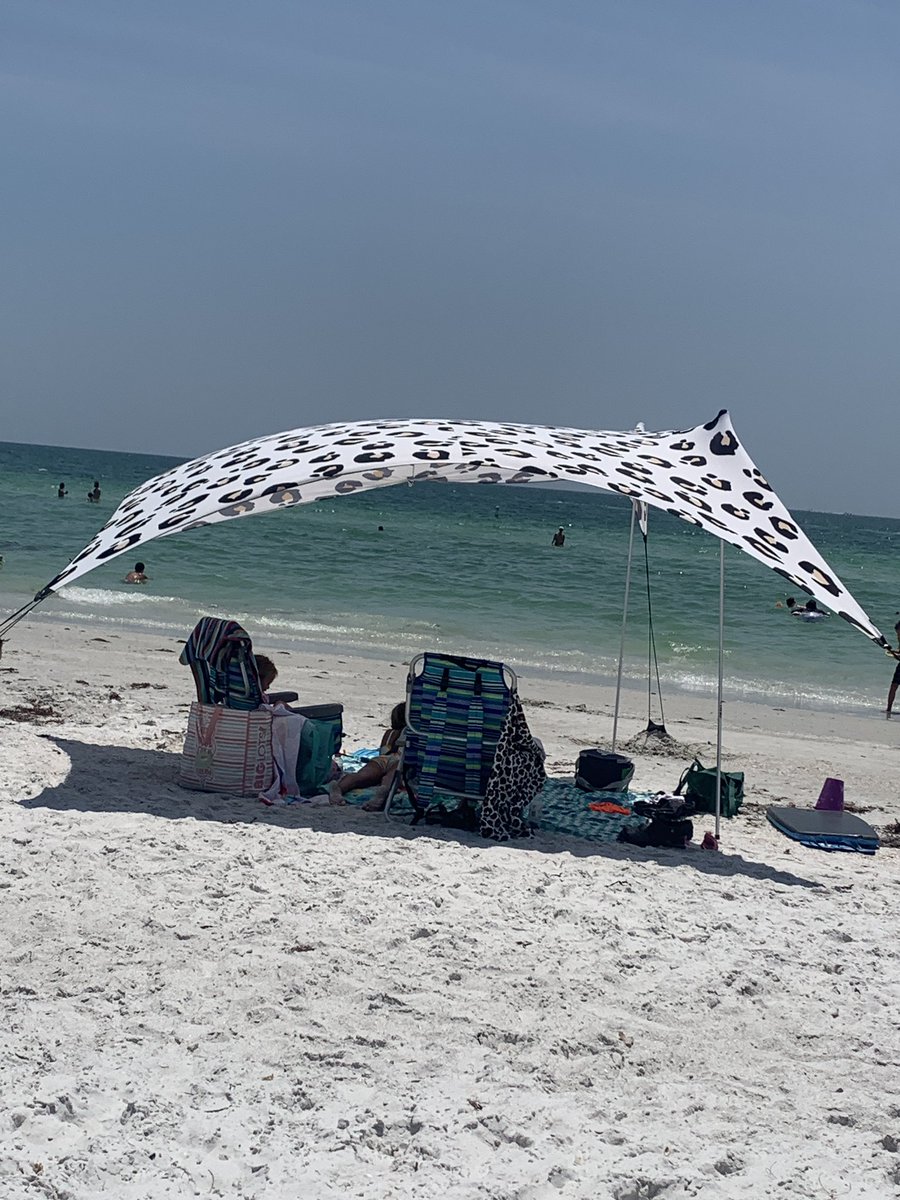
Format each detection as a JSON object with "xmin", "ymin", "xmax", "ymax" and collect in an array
[{"xmin": 382, "ymin": 771, "xmax": 399, "ymax": 821}]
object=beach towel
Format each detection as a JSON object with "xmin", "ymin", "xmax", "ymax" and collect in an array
[
  {"xmin": 258, "ymin": 706, "xmax": 307, "ymax": 803},
  {"xmin": 479, "ymin": 695, "xmax": 545, "ymax": 841}
]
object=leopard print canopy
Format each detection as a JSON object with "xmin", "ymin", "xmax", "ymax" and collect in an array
[{"xmin": 41, "ymin": 410, "xmax": 886, "ymax": 646}]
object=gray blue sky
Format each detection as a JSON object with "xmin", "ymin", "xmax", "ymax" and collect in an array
[{"xmin": 2, "ymin": 1, "xmax": 898, "ymax": 514}]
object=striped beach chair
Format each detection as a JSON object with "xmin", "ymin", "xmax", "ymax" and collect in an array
[
  {"xmin": 179, "ymin": 617, "xmax": 270, "ymax": 711},
  {"xmin": 386, "ymin": 652, "xmax": 517, "ymax": 823},
  {"xmin": 178, "ymin": 617, "xmax": 342, "ymax": 797}
]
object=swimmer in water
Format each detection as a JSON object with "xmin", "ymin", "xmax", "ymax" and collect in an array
[{"xmin": 124, "ymin": 561, "xmax": 149, "ymax": 584}]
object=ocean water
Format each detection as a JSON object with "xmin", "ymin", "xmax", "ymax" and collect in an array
[{"xmin": 1, "ymin": 439, "xmax": 898, "ymax": 714}]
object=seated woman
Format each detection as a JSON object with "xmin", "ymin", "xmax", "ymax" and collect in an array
[{"xmin": 329, "ymin": 702, "xmax": 406, "ymax": 812}]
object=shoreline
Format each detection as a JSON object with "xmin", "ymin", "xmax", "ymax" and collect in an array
[
  {"xmin": 1, "ymin": 584, "xmax": 892, "ymax": 720},
  {"xmin": 2, "ymin": 617, "xmax": 898, "ymax": 819}
]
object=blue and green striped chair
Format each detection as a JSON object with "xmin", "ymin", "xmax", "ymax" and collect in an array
[
  {"xmin": 179, "ymin": 617, "xmax": 269, "ymax": 711},
  {"xmin": 386, "ymin": 652, "xmax": 518, "ymax": 823}
]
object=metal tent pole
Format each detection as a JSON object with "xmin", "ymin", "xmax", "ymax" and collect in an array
[
  {"xmin": 715, "ymin": 539, "xmax": 725, "ymax": 840},
  {"xmin": 612, "ymin": 504, "xmax": 637, "ymax": 753}
]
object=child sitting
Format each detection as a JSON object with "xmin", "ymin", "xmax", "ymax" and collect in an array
[
  {"xmin": 254, "ymin": 654, "xmax": 282, "ymax": 704},
  {"xmin": 329, "ymin": 702, "xmax": 406, "ymax": 812}
]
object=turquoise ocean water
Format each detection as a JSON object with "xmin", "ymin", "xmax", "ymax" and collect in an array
[{"xmin": 1, "ymin": 440, "xmax": 898, "ymax": 714}]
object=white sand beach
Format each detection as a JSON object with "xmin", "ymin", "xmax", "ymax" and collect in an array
[{"xmin": 1, "ymin": 619, "xmax": 899, "ymax": 1199}]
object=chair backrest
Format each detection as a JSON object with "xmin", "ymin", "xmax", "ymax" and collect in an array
[
  {"xmin": 179, "ymin": 617, "xmax": 264, "ymax": 711},
  {"xmin": 403, "ymin": 652, "xmax": 516, "ymax": 801}
]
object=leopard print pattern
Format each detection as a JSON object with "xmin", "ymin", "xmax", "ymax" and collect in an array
[
  {"xmin": 479, "ymin": 694, "xmax": 546, "ymax": 841},
  {"xmin": 43, "ymin": 410, "xmax": 885, "ymax": 646}
]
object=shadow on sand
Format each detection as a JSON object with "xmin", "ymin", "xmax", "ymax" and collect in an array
[{"xmin": 23, "ymin": 735, "xmax": 823, "ymax": 890}]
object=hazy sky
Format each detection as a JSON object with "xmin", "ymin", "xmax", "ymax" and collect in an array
[{"xmin": 2, "ymin": 1, "xmax": 899, "ymax": 514}]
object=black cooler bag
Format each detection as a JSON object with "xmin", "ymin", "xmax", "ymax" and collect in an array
[{"xmin": 575, "ymin": 750, "xmax": 635, "ymax": 793}]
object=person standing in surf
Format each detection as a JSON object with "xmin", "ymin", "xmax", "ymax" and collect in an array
[{"xmin": 885, "ymin": 620, "xmax": 900, "ymax": 719}]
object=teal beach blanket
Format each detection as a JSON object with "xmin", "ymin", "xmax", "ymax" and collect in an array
[
  {"xmin": 533, "ymin": 780, "xmax": 652, "ymax": 842},
  {"xmin": 338, "ymin": 755, "xmax": 651, "ymax": 844}
]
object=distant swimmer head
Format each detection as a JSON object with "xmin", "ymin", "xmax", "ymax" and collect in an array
[
  {"xmin": 805, "ymin": 599, "xmax": 819, "ymax": 612},
  {"xmin": 134, "ymin": 562, "xmax": 145, "ymax": 573},
  {"xmin": 786, "ymin": 597, "xmax": 796, "ymax": 609}
]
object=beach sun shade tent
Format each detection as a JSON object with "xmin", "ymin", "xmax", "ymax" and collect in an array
[
  {"xmin": 3, "ymin": 410, "xmax": 886, "ymax": 843},
  {"xmin": 2, "ymin": 410, "xmax": 886, "ymax": 649}
]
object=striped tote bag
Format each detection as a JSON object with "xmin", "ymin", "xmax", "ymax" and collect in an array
[{"xmin": 179, "ymin": 702, "xmax": 274, "ymax": 796}]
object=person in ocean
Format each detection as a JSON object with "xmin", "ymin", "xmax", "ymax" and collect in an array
[
  {"xmin": 123, "ymin": 561, "xmax": 149, "ymax": 584},
  {"xmin": 885, "ymin": 621, "xmax": 900, "ymax": 719},
  {"xmin": 328, "ymin": 702, "xmax": 406, "ymax": 812},
  {"xmin": 91, "ymin": 480, "xmax": 101, "ymax": 502},
  {"xmin": 57, "ymin": 482, "xmax": 67, "ymax": 498},
  {"xmin": 793, "ymin": 598, "xmax": 825, "ymax": 619},
  {"xmin": 552, "ymin": 527, "xmax": 566, "ymax": 547}
]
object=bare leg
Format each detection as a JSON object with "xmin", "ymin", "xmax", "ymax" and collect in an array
[
  {"xmin": 887, "ymin": 678, "xmax": 898, "ymax": 718},
  {"xmin": 362, "ymin": 764, "xmax": 397, "ymax": 812},
  {"xmin": 329, "ymin": 761, "xmax": 385, "ymax": 804}
]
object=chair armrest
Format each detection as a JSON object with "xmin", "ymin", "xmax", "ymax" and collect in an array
[{"xmin": 267, "ymin": 690, "xmax": 299, "ymax": 704}]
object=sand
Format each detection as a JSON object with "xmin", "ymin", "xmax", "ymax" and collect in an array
[{"xmin": 1, "ymin": 618, "xmax": 899, "ymax": 1200}]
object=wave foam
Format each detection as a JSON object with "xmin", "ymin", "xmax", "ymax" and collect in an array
[{"xmin": 57, "ymin": 586, "xmax": 186, "ymax": 607}]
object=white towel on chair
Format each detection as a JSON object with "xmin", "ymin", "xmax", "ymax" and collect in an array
[{"xmin": 259, "ymin": 705, "xmax": 306, "ymax": 803}]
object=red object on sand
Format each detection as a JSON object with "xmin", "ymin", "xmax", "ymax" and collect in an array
[{"xmin": 588, "ymin": 800, "xmax": 631, "ymax": 816}]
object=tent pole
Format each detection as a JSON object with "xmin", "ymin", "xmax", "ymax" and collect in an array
[
  {"xmin": 715, "ymin": 540, "xmax": 725, "ymax": 840},
  {"xmin": 612, "ymin": 504, "xmax": 637, "ymax": 753}
]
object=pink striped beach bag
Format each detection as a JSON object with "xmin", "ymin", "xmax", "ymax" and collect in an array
[{"xmin": 179, "ymin": 702, "xmax": 274, "ymax": 796}]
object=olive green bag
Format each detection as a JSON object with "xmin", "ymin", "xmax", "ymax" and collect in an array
[{"xmin": 675, "ymin": 758, "xmax": 744, "ymax": 819}]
